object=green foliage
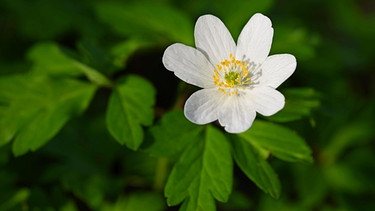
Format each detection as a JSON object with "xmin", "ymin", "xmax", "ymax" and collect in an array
[
  {"xmin": 232, "ymin": 137, "xmax": 281, "ymax": 198},
  {"xmin": 106, "ymin": 75, "xmax": 156, "ymax": 150},
  {"xmin": 95, "ymin": 2, "xmax": 194, "ymax": 45},
  {"xmin": 165, "ymin": 126, "xmax": 233, "ymax": 211},
  {"xmin": 268, "ymin": 87, "xmax": 320, "ymax": 122},
  {"xmin": 28, "ymin": 42, "xmax": 113, "ymax": 87},
  {"xmin": 0, "ymin": 189, "xmax": 30, "ymax": 211},
  {"xmin": 146, "ymin": 110, "xmax": 202, "ymax": 157},
  {"xmin": 0, "ymin": 0, "xmax": 374, "ymax": 210},
  {"xmin": 0, "ymin": 75, "xmax": 96, "ymax": 156},
  {"xmin": 102, "ymin": 192, "xmax": 166, "ymax": 211},
  {"xmin": 231, "ymin": 120, "xmax": 313, "ymax": 199},
  {"xmin": 111, "ymin": 39, "xmax": 155, "ymax": 68},
  {"xmin": 239, "ymin": 120, "xmax": 313, "ymax": 163}
]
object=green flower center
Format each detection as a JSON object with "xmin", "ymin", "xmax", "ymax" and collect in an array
[
  {"xmin": 224, "ymin": 71, "xmax": 240, "ymax": 85},
  {"xmin": 213, "ymin": 54, "xmax": 251, "ymax": 96}
]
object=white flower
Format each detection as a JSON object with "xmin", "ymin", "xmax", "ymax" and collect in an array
[{"xmin": 162, "ymin": 13, "xmax": 296, "ymax": 133}]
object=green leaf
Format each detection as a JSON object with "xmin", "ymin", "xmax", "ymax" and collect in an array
[
  {"xmin": 231, "ymin": 137, "xmax": 281, "ymax": 199},
  {"xmin": 102, "ymin": 192, "xmax": 166, "ymax": 211},
  {"xmin": 27, "ymin": 42, "xmax": 112, "ymax": 87},
  {"xmin": 272, "ymin": 27, "xmax": 319, "ymax": 61},
  {"xmin": 239, "ymin": 120, "xmax": 313, "ymax": 163},
  {"xmin": 95, "ymin": 2, "xmax": 194, "ymax": 45},
  {"xmin": 165, "ymin": 126, "xmax": 232, "ymax": 211},
  {"xmin": 146, "ymin": 110, "xmax": 202, "ymax": 157},
  {"xmin": 268, "ymin": 87, "xmax": 320, "ymax": 122},
  {"xmin": 0, "ymin": 75, "xmax": 96, "ymax": 156},
  {"xmin": 111, "ymin": 39, "xmax": 155, "ymax": 68},
  {"xmin": 324, "ymin": 163, "xmax": 365, "ymax": 192},
  {"xmin": 106, "ymin": 75, "xmax": 155, "ymax": 150},
  {"xmin": 0, "ymin": 188, "xmax": 30, "ymax": 211}
]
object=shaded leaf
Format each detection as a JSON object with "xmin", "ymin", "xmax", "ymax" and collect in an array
[
  {"xmin": 268, "ymin": 87, "xmax": 320, "ymax": 122},
  {"xmin": 239, "ymin": 120, "xmax": 313, "ymax": 163},
  {"xmin": 102, "ymin": 192, "xmax": 166, "ymax": 211},
  {"xmin": 106, "ymin": 75, "xmax": 155, "ymax": 150},
  {"xmin": 165, "ymin": 126, "xmax": 232, "ymax": 211},
  {"xmin": 0, "ymin": 75, "xmax": 96, "ymax": 156},
  {"xmin": 272, "ymin": 27, "xmax": 319, "ymax": 61},
  {"xmin": 0, "ymin": 188, "xmax": 30, "ymax": 211},
  {"xmin": 146, "ymin": 110, "xmax": 202, "ymax": 157},
  {"xmin": 232, "ymin": 137, "xmax": 281, "ymax": 199},
  {"xmin": 176, "ymin": 0, "xmax": 273, "ymax": 39},
  {"xmin": 111, "ymin": 39, "xmax": 155, "ymax": 68},
  {"xmin": 324, "ymin": 163, "xmax": 365, "ymax": 193},
  {"xmin": 27, "ymin": 42, "xmax": 112, "ymax": 87},
  {"xmin": 95, "ymin": 2, "xmax": 194, "ymax": 44}
]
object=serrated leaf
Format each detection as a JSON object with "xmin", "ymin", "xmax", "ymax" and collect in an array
[
  {"xmin": 145, "ymin": 110, "xmax": 202, "ymax": 157},
  {"xmin": 231, "ymin": 137, "xmax": 281, "ymax": 199},
  {"xmin": 0, "ymin": 75, "xmax": 96, "ymax": 156},
  {"xmin": 239, "ymin": 120, "xmax": 313, "ymax": 163},
  {"xmin": 27, "ymin": 42, "xmax": 112, "ymax": 87},
  {"xmin": 268, "ymin": 87, "xmax": 320, "ymax": 122},
  {"xmin": 165, "ymin": 126, "xmax": 232, "ymax": 211},
  {"xmin": 95, "ymin": 2, "xmax": 194, "ymax": 44},
  {"xmin": 106, "ymin": 75, "xmax": 155, "ymax": 150}
]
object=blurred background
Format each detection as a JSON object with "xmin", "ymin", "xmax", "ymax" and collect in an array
[{"xmin": 0, "ymin": 0, "xmax": 374, "ymax": 210}]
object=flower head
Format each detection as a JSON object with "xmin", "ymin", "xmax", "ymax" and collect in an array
[{"xmin": 162, "ymin": 13, "xmax": 296, "ymax": 133}]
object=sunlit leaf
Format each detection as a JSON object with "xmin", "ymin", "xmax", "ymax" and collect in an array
[
  {"xmin": 0, "ymin": 75, "xmax": 96, "ymax": 156},
  {"xmin": 232, "ymin": 136, "xmax": 281, "ymax": 199},
  {"xmin": 268, "ymin": 87, "xmax": 320, "ymax": 122},
  {"xmin": 165, "ymin": 126, "xmax": 232, "ymax": 211},
  {"xmin": 106, "ymin": 75, "xmax": 155, "ymax": 150},
  {"xmin": 146, "ymin": 110, "xmax": 202, "ymax": 157},
  {"xmin": 239, "ymin": 120, "xmax": 313, "ymax": 163},
  {"xmin": 27, "ymin": 42, "xmax": 112, "ymax": 87},
  {"xmin": 95, "ymin": 2, "xmax": 194, "ymax": 45}
]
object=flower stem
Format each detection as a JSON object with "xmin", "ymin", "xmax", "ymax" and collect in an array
[{"xmin": 153, "ymin": 157, "xmax": 169, "ymax": 192}]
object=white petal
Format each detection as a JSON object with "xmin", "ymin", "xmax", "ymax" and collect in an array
[
  {"xmin": 194, "ymin": 14, "xmax": 236, "ymax": 66},
  {"xmin": 247, "ymin": 86, "xmax": 285, "ymax": 116},
  {"xmin": 162, "ymin": 43, "xmax": 215, "ymax": 88},
  {"xmin": 184, "ymin": 88, "xmax": 223, "ymax": 124},
  {"xmin": 236, "ymin": 13, "xmax": 273, "ymax": 64},
  {"xmin": 218, "ymin": 95, "xmax": 256, "ymax": 133},
  {"xmin": 259, "ymin": 54, "xmax": 296, "ymax": 88}
]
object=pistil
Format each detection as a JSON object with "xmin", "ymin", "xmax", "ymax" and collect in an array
[{"xmin": 213, "ymin": 54, "xmax": 251, "ymax": 96}]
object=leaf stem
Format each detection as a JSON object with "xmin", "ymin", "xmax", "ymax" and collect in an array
[
  {"xmin": 75, "ymin": 62, "xmax": 114, "ymax": 88},
  {"xmin": 153, "ymin": 157, "xmax": 169, "ymax": 192}
]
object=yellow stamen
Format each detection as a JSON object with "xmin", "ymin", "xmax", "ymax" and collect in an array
[{"xmin": 213, "ymin": 54, "xmax": 251, "ymax": 96}]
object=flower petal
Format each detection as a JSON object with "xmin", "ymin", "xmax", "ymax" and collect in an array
[
  {"xmin": 218, "ymin": 95, "xmax": 256, "ymax": 133},
  {"xmin": 194, "ymin": 14, "xmax": 236, "ymax": 66},
  {"xmin": 247, "ymin": 86, "xmax": 285, "ymax": 116},
  {"xmin": 259, "ymin": 54, "xmax": 296, "ymax": 88},
  {"xmin": 184, "ymin": 88, "xmax": 223, "ymax": 124},
  {"xmin": 236, "ymin": 13, "xmax": 273, "ymax": 64},
  {"xmin": 162, "ymin": 43, "xmax": 215, "ymax": 88}
]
